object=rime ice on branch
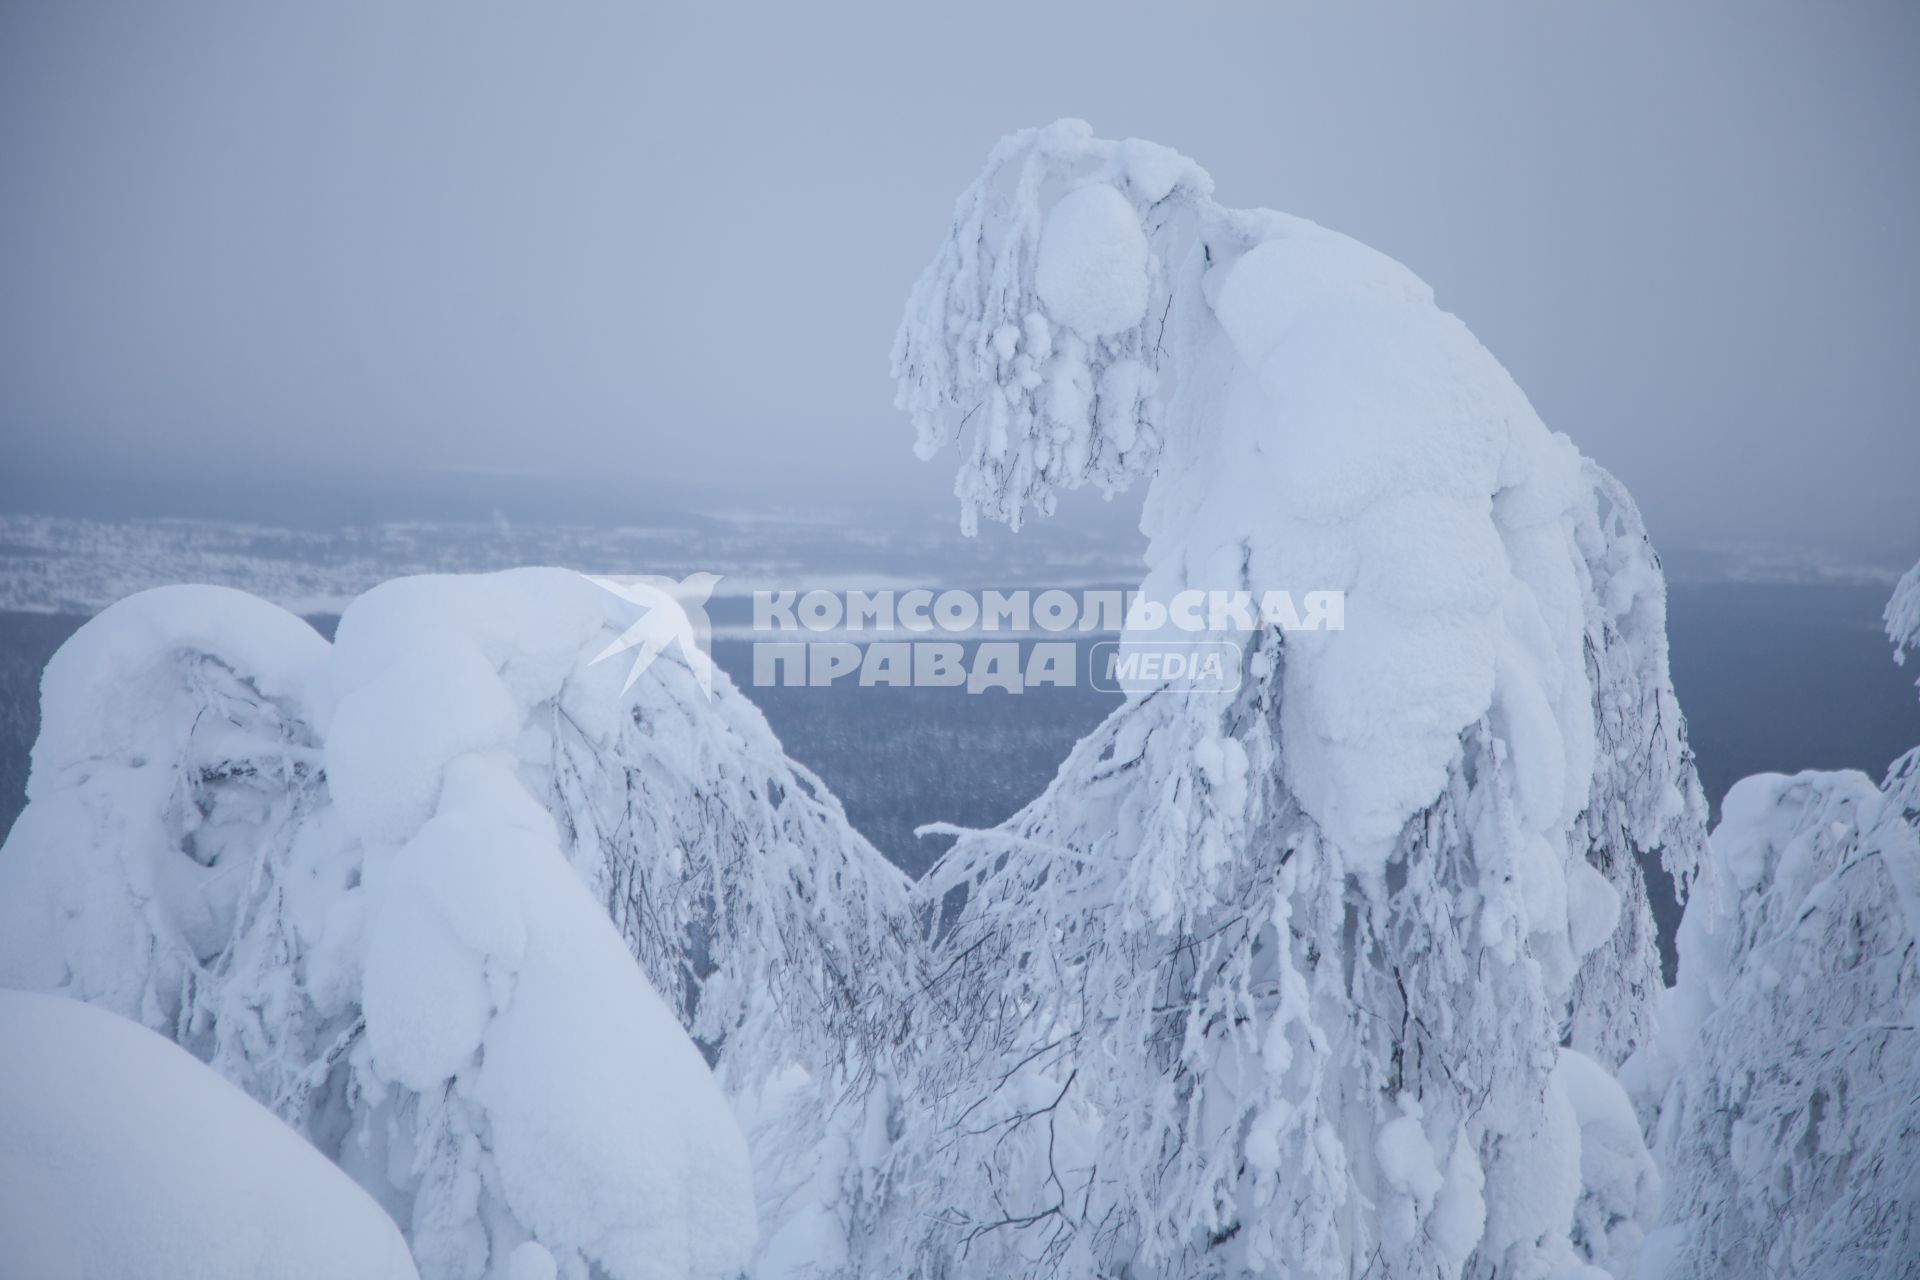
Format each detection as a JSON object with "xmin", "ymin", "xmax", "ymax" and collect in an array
[
  {"xmin": 893, "ymin": 121, "xmax": 1209, "ymax": 535},
  {"xmin": 887, "ymin": 121, "xmax": 1706, "ymax": 1280}
]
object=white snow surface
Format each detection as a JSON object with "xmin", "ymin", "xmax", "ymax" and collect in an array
[
  {"xmin": 28, "ymin": 582, "xmax": 330, "ymax": 785},
  {"xmin": 0, "ymin": 989, "xmax": 419, "ymax": 1280}
]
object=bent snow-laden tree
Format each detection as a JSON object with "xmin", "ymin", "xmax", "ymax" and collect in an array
[
  {"xmin": 1623, "ymin": 562, "xmax": 1920, "ymax": 1279},
  {"xmin": 885, "ymin": 121, "xmax": 1705, "ymax": 1279},
  {"xmin": 0, "ymin": 571, "xmax": 917, "ymax": 1279}
]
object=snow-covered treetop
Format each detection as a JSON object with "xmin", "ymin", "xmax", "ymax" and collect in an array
[
  {"xmin": 27, "ymin": 581, "xmax": 329, "ymax": 788},
  {"xmin": 895, "ymin": 120, "xmax": 1688, "ymax": 878},
  {"xmin": 892, "ymin": 119, "xmax": 1213, "ymax": 534}
]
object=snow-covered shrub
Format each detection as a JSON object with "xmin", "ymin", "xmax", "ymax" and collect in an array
[
  {"xmin": 0, "ymin": 988, "xmax": 419, "ymax": 1280},
  {"xmin": 0, "ymin": 569, "xmax": 914, "ymax": 1278},
  {"xmin": 885, "ymin": 121, "xmax": 1701, "ymax": 1279},
  {"xmin": 1627, "ymin": 564, "xmax": 1920, "ymax": 1279}
]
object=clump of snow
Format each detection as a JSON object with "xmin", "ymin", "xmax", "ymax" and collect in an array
[
  {"xmin": 1474, "ymin": 1065, "xmax": 1584, "ymax": 1277},
  {"xmin": 1035, "ymin": 182, "xmax": 1151, "ymax": 337},
  {"xmin": 1187, "ymin": 221, "xmax": 1594, "ymax": 871},
  {"xmin": 1428, "ymin": 1130, "xmax": 1488, "ymax": 1272},
  {"xmin": 26, "ymin": 583, "xmax": 330, "ymax": 786},
  {"xmin": 0, "ymin": 990, "xmax": 418, "ymax": 1280},
  {"xmin": 1564, "ymin": 859, "xmax": 1623, "ymax": 960},
  {"xmin": 1375, "ymin": 1101, "xmax": 1447, "ymax": 1255},
  {"xmin": 324, "ymin": 646, "xmax": 523, "ymax": 847},
  {"xmin": 1554, "ymin": 1048, "xmax": 1660, "ymax": 1277},
  {"xmin": 464, "ymin": 819, "xmax": 753, "ymax": 1280}
]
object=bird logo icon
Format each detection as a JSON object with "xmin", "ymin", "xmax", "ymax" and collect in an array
[{"xmin": 585, "ymin": 572, "xmax": 722, "ymax": 699}]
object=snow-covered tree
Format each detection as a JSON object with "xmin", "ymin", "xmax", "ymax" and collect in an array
[
  {"xmin": 0, "ymin": 584, "xmax": 343, "ymax": 1110},
  {"xmin": 0, "ymin": 988, "xmax": 420, "ymax": 1280},
  {"xmin": 425, "ymin": 571, "xmax": 921, "ymax": 1267},
  {"xmin": 0, "ymin": 570, "xmax": 917, "ymax": 1279},
  {"xmin": 1885, "ymin": 557, "xmax": 1920, "ymax": 673},
  {"xmin": 1625, "ymin": 562, "xmax": 1920, "ymax": 1278},
  {"xmin": 884, "ymin": 121, "xmax": 1704, "ymax": 1279}
]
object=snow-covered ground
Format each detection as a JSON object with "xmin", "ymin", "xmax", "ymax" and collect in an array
[{"xmin": 0, "ymin": 989, "xmax": 420, "ymax": 1280}]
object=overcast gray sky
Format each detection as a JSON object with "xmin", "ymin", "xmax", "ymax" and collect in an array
[{"xmin": 2, "ymin": 2, "xmax": 1915, "ymax": 560}]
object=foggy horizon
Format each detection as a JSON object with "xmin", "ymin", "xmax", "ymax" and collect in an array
[{"xmin": 4, "ymin": 2, "xmax": 1917, "ymax": 565}]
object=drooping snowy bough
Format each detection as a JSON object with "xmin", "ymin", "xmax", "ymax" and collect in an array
[
  {"xmin": 1623, "ymin": 564, "xmax": 1920, "ymax": 1279},
  {"xmin": 0, "ymin": 571, "xmax": 917, "ymax": 1279},
  {"xmin": 887, "ymin": 121, "xmax": 1706, "ymax": 1279}
]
